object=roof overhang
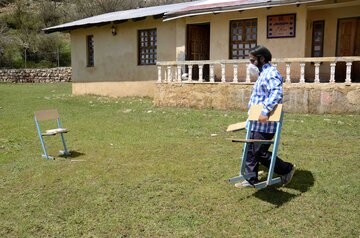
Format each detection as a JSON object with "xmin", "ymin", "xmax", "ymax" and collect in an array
[
  {"xmin": 164, "ymin": 0, "xmax": 325, "ymax": 21},
  {"xmin": 44, "ymin": 0, "xmax": 326, "ymax": 34},
  {"xmin": 307, "ymin": 0, "xmax": 360, "ymax": 10}
]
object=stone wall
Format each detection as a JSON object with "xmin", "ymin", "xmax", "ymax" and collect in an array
[
  {"xmin": 154, "ymin": 83, "xmax": 360, "ymax": 114},
  {"xmin": 0, "ymin": 67, "xmax": 71, "ymax": 83}
]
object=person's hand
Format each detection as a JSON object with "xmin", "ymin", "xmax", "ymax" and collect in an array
[{"xmin": 259, "ymin": 114, "xmax": 268, "ymax": 123}]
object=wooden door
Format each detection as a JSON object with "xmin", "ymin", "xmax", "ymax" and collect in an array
[
  {"xmin": 186, "ymin": 24, "xmax": 210, "ymax": 80},
  {"xmin": 336, "ymin": 18, "xmax": 360, "ymax": 82}
]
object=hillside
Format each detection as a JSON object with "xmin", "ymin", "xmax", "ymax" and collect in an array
[{"xmin": 0, "ymin": 0, "xmax": 191, "ymax": 69}]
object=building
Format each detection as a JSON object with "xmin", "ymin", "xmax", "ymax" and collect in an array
[{"xmin": 44, "ymin": 0, "xmax": 360, "ymax": 113}]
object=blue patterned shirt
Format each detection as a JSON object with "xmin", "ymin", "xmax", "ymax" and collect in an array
[{"xmin": 248, "ymin": 63, "xmax": 283, "ymax": 133}]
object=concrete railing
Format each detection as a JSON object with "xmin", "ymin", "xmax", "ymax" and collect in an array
[{"xmin": 157, "ymin": 57, "xmax": 360, "ymax": 84}]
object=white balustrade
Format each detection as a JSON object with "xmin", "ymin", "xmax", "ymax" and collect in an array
[
  {"xmin": 157, "ymin": 66, "xmax": 162, "ymax": 83},
  {"xmin": 210, "ymin": 64, "xmax": 215, "ymax": 83},
  {"xmin": 167, "ymin": 66, "xmax": 172, "ymax": 82},
  {"xmin": 245, "ymin": 63, "xmax": 251, "ymax": 83},
  {"xmin": 198, "ymin": 65, "xmax": 203, "ymax": 82},
  {"xmin": 188, "ymin": 65, "xmax": 193, "ymax": 82},
  {"xmin": 285, "ymin": 63, "xmax": 291, "ymax": 83},
  {"xmin": 177, "ymin": 65, "xmax": 182, "ymax": 82},
  {"xmin": 346, "ymin": 62, "xmax": 352, "ymax": 84},
  {"xmin": 221, "ymin": 63, "xmax": 226, "ymax": 83},
  {"xmin": 314, "ymin": 63, "xmax": 320, "ymax": 83},
  {"xmin": 156, "ymin": 56, "xmax": 360, "ymax": 84},
  {"xmin": 233, "ymin": 64, "xmax": 238, "ymax": 83},
  {"xmin": 330, "ymin": 62, "xmax": 336, "ymax": 83},
  {"xmin": 300, "ymin": 63, "xmax": 305, "ymax": 83}
]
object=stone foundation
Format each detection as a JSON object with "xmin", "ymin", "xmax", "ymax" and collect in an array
[
  {"xmin": 154, "ymin": 83, "xmax": 360, "ymax": 114},
  {"xmin": 0, "ymin": 67, "xmax": 71, "ymax": 83}
]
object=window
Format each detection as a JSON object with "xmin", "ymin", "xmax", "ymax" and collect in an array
[
  {"xmin": 229, "ymin": 19, "xmax": 257, "ymax": 59},
  {"xmin": 312, "ymin": 21, "xmax": 325, "ymax": 57},
  {"xmin": 87, "ymin": 35, "xmax": 94, "ymax": 67},
  {"xmin": 138, "ymin": 29, "xmax": 157, "ymax": 65}
]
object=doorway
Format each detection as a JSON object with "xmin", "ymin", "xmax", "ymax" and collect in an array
[
  {"xmin": 336, "ymin": 17, "xmax": 360, "ymax": 82},
  {"xmin": 186, "ymin": 23, "xmax": 210, "ymax": 80}
]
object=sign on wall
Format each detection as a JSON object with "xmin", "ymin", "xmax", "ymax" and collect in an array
[{"xmin": 267, "ymin": 14, "xmax": 296, "ymax": 38}]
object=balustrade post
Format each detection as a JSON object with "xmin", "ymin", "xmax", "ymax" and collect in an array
[
  {"xmin": 157, "ymin": 66, "xmax": 162, "ymax": 83},
  {"xmin": 221, "ymin": 63, "xmax": 226, "ymax": 83},
  {"xmin": 177, "ymin": 65, "xmax": 182, "ymax": 82},
  {"xmin": 299, "ymin": 63, "xmax": 305, "ymax": 83},
  {"xmin": 245, "ymin": 63, "xmax": 251, "ymax": 83},
  {"xmin": 345, "ymin": 62, "xmax": 352, "ymax": 84},
  {"xmin": 314, "ymin": 63, "xmax": 320, "ymax": 83},
  {"xmin": 198, "ymin": 64, "xmax": 204, "ymax": 82},
  {"xmin": 167, "ymin": 66, "xmax": 172, "ymax": 82},
  {"xmin": 330, "ymin": 62, "xmax": 336, "ymax": 83},
  {"xmin": 210, "ymin": 64, "xmax": 215, "ymax": 83},
  {"xmin": 285, "ymin": 63, "xmax": 291, "ymax": 83},
  {"xmin": 233, "ymin": 64, "xmax": 238, "ymax": 83},
  {"xmin": 188, "ymin": 65, "xmax": 193, "ymax": 82}
]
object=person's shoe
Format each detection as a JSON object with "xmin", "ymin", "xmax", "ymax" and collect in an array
[
  {"xmin": 281, "ymin": 165, "xmax": 296, "ymax": 186},
  {"xmin": 234, "ymin": 179, "xmax": 259, "ymax": 188}
]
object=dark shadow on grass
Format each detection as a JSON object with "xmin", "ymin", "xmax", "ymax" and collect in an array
[
  {"xmin": 252, "ymin": 169, "xmax": 314, "ymax": 207},
  {"xmin": 59, "ymin": 150, "xmax": 85, "ymax": 159}
]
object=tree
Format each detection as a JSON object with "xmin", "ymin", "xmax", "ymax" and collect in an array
[
  {"xmin": 70, "ymin": 0, "xmax": 192, "ymax": 19},
  {"xmin": 70, "ymin": 0, "xmax": 136, "ymax": 19},
  {"xmin": 38, "ymin": 0, "xmax": 63, "ymax": 27},
  {"xmin": 0, "ymin": 0, "xmax": 16, "ymax": 8},
  {"xmin": 0, "ymin": 0, "xmax": 192, "ymax": 68}
]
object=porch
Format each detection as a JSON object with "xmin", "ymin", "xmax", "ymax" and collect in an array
[{"xmin": 155, "ymin": 57, "xmax": 360, "ymax": 114}]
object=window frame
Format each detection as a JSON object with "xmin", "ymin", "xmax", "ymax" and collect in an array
[
  {"xmin": 138, "ymin": 28, "xmax": 157, "ymax": 65},
  {"xmin": 229, "ymin": 19, "xmax": 257, "ymax": 59},
  {"xmin": 311, "ymin": 20, "xmax": 325, "ymax": 57},
  {"xmin": 86, "ymin": 35, "xmax": 94, "ymax": 67}
]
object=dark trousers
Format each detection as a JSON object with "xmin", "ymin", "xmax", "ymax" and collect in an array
[{"xmin": 245, "ymin": 131, "xmax": 293, "ymax": 181}]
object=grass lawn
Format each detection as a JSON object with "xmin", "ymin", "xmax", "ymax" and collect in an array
[{"xmin": 0, "ymin": 83, "xmax": 359, "ymax": 237}]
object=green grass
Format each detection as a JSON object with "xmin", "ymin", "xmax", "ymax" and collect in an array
[{"xmin": 0, "ymin": 83, "xmax": 359, "ymax": 237}]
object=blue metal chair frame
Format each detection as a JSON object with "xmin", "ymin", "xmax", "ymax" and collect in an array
[
  {"xmin": 34, "ymin": 109, "xmax": 70, "ymax": 160},
  {"xmin": 228, "ymin": 104, "xmax": 284, "ymax": 189}
]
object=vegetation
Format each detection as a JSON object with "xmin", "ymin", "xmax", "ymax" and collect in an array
[
  {"xmin": 0, "ymin": 0, "xmax": 71, "ymax": 68},
  {"xmin": 0, "ymin": 0, "xmax": 190, "ymax": 69},
  {"xmin": 0, "ymin": 83, "xmax": 359, "ymax": 237}
]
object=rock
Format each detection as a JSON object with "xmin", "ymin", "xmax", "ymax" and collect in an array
[{"xmin": 0, "ymin": 68, "xmax": 71, "ymax": 83}]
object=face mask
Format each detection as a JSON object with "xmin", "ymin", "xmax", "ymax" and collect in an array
[{"xmin": 247, "ymin": 63, "xmax": 259, "ymax": 77}]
